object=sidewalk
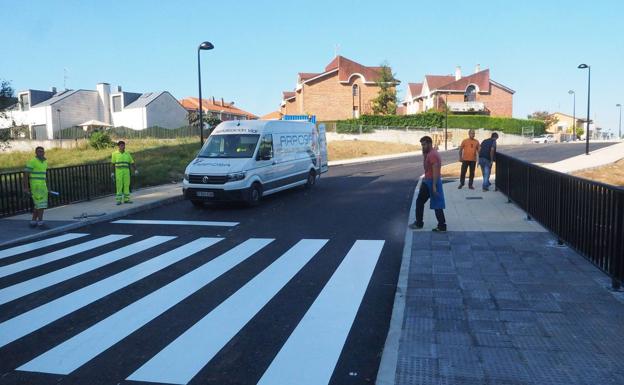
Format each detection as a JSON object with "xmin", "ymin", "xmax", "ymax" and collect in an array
[
  {"xmin": 544, "ymin": 141, "xmax": 624, "ymax": 173},
  {"xmin": 378, "ymin": 177, "xmax": 624, "ymax": 385},
  {"xmin": 0, "ymin": 184, "xmax": 182, "ymax": 247}
]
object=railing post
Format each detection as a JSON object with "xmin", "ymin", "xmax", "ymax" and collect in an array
[
  {"xmin": 612, "ymin": 191, "xmax": 623, "ymax": 291},
  {"xmin": 506, "ymin": 158, "xmax": 511, "ymax": 203},
  {"xmin": 557, "ymin": 175, "xmax": 563, "ymax": 245},
  {"xmin": 526, "ymin": 166, "xmax": 531, "ymax": 221}
]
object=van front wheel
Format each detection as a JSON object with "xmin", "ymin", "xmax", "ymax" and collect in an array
[
  {"xmin": 247, "ymin": 183, "xmax": 262, "ymax": 206},
  {"xmin": 305, "ymin": 170, "xmax": 317, "ymax": 188}
]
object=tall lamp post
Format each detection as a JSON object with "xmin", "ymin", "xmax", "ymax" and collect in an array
[
  {"xmin": 444, "ymin": 92, "xmax": 449, "ymax": 150},
  {"xmin": 568, "ymin": 90, "xmax": 575, "ymax": 141},
  {"xmin": 617, "ymin": 103, "xmax": 622, "ymax": 140},
  {"xmin": 56, "ymin": 108, "xmax": 62, "ymax": 145},
  {"xmin": 577, "ymin": 64, "xmax": 591, "ymax": 155},
  {"xmin": 197, "ymin": 41, "xmax": 214, "ymax": 146}
]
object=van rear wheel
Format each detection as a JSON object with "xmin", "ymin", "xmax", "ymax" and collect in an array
[
  {"xmin": 247, "ymin": 183, "xmax": 262, "ymax": 206},
  {"xmin": 305, "ymin": 170, "xmax": 317, "ymax": 188}
]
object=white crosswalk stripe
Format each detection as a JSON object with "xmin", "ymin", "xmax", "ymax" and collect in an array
[
  {"xmin": 0, "ymin": 237, "xmax": 222, "ymax": 347},
  {"xmin": 0, "ymin": 233, "xmax": 386, "ymax": 385},
  {"xmin": 0, "ymin": 236, "xmax": 175, "ymax": 305},
  {"xmin": 0, "ymin": 234, "xmax": 131, "ymax": 279},
  {"xmin": 19, "ymin": 238, "xmax": 274, "ymax": 375},
  {"xmin": 0, "ymin": 233, "xmax": 88, "ymax": 260}
]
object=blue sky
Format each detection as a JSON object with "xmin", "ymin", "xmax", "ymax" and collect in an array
[{"xmin": 2, "ymin": 0, "xmax": 623, "ymax": 132}]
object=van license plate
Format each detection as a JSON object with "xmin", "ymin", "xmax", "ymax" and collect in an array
[{"xmin": 197, "ymin": 191, "xmax": 214, "ymax": 197}]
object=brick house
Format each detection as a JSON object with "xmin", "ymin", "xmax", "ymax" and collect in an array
[
  {"xmin": 402, "ymin": 65, "xmax": 514, "ymax": 117},
  {"xmin": 279, "ymin": 56, "xmax": 399, "ymax": 121},
  {"xmin": 179, "ymin": 97, "xmax": 258, "ymax": 121}
]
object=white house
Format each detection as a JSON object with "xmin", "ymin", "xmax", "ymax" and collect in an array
[{"xmin": 0, "ymin": 83, "xmax": 188, "ymax": 139}]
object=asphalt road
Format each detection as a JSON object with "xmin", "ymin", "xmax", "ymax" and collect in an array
[
  {"xmin": 498, "ymin": 141, "xmax": 616, "ymax": 163},
  {"xmin": 0, "ymin": 156, "xmax": 424, "ymax": 385},
  {"xmin": 0, "ymin": 141, "xmax": 617, "ymax": 385}
]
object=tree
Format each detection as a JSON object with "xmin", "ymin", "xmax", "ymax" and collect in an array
[
  {"xmin": 187, "ymin": 110, "xmax": 221, "ymax": 134},
  {"xmin": 0, "ymin": 80, "xmax": 18, "ymax": 150},
  {"xmin": 370, "ymin": 63, "xmax": 398, "ymax": 115},
  {"xmin": 527, "ymin": 111, "xmax": 558, "ymax": 131}
]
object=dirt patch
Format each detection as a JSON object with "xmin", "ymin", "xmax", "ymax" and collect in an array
[
  {"xmin": 328, "ymin": 140, "xmax": 420, "ymax": 161},
  {"xmin": 572, "ymin": 159, "xmax": 624, "ymax": 187}
]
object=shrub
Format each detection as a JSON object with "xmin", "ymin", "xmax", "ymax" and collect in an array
[
  {"xmin": 446, "ymin": 115, "xmax": 545, "ymax": 135},
  {"xmin": 88, "ymin": 131, "xmax": 115, "ymax": 149}
]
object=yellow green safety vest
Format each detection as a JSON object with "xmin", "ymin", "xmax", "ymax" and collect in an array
[
  {"xmin": 25, "ymin": 157, "xmax": 48, "ymax": 183},
  {"xmin": 111, "ymin": 150, "xmax": 134, "ymax": 169}
]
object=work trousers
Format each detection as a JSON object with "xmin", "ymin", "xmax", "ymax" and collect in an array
[
  {"xmin": 115, "ymin": 168, "xmax": 131, "ymax": 202},
  {"xmin": 459, "ymin": 160, "xmax": 476, "ymax": 187},
  {"xmin": 415, "ymin": 182, "xmax": 446, "ymax": 230}
]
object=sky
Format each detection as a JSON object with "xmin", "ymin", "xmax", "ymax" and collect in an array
[{"xmin": 2, "ymin": 0, "xmax": 623, "ymax": 133}]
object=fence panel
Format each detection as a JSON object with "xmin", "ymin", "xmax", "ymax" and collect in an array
[
  {"xmin": 0, "ymin": 163, "xmax": 115, "ymax": 218},
  {"xmin": 495, "ymin": 152, "xmax": 624, "ymax": 289}
]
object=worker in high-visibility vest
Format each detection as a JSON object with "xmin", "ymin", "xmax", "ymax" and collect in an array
[
  {"xmin": 111, "ymin": 140, "xmax": 137, "ymax": 205},
  {"xmin": 22, "ymin": 146, "xmax": 48, "ymax": 228}
]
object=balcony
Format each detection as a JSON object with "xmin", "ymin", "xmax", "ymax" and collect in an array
[{"xmin": 447, "ymin": 101, "xmax": 485, "ymax": 112}]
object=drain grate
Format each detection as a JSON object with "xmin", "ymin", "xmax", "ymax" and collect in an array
[{"xmin": 465, "ymin": 197, "xmax": 483, "ymax": 200}]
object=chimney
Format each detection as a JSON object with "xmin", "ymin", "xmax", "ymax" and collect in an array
[
  {"xmin": 96, "ymin": 83, "xmax": 112, "ymax": 124},
  {"xmin": 455, "ymin": 66, "xmax": 462, "ymax": 81},
  {"xmin": 475, "ymin": 64, "xmax": 481, "ymax": 73},
  {"xmin": 212, "ymin": 96, "xmax": 215, "ymax": 104},
  {"xmin": 221, "ymin": 97, "xmax": 225, "ymax": 107},
  {"xmin": 51, "ymin": 87, "xmax": 57, "ymax": 94},
  {"xmin": 117, "ymin": 85, "xmax": 122, "ymax": 92}
]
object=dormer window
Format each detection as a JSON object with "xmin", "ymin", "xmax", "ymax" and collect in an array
[
  {"xmin": 20, "ymin": 93, "xmax": 30, "ymax": 111},
  {"xmin": 464, "ymin": 85, "xmax": 477, "ymax": 102}
]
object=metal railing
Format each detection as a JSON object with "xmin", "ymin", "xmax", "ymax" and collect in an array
[
  {"xmin": 496, "ymin": 153, "xmax": 624, "ymax": 289},
  {"xmin": 0, "ymin": 163, "xmax": 116, "ymax": 218}
]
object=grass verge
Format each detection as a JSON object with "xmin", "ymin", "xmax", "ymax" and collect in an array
[{"xmin": 572, "ymin": 159, "xmax": 624, "ymax": 187}]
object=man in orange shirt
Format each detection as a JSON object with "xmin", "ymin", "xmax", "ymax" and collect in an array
[{"xmin": 458, "ymin": 129, "xmax": 480, "ymax": 189}]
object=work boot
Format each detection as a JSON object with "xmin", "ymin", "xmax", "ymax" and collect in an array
[
  {"xmin": 409, "ymin": 222, "xmax": 424, "ymax": 230},
  {"xmin": 116, "ymin": 201, "xmax": 122, "ymax": 206},
  {"xmin": 28, "ymin": 221, "xmax": 37, "ymax": 228}
]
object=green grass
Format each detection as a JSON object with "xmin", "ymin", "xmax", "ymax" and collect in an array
[{"xmin": 0, "ymin": 138, "xmax": 201, "ymax": 187}]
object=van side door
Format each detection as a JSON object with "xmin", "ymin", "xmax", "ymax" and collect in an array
[{"xmin": 255, "ymin": 134, "xmax": 275, "ymax": 184}]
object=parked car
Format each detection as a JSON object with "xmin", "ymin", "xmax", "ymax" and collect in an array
[{"xmin": 532, "ymin": 134, "xmax": 556, "ymax": 143}]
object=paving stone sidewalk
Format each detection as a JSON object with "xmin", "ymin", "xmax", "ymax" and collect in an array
[{"xmin": 395, "ymin": 230, "xmax": 624, "ymax": 385}]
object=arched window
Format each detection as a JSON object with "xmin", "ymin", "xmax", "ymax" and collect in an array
[
  {"xmin": 352, "ymin": 84, "xmax": 359, "ymax": 96},
  {"xmin": 464, "ymin": 85, "xmax": 477, "ymax": 102}
]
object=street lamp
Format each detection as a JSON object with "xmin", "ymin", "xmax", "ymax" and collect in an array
[
  {"xmin": 577, "ymin": 64, "xmax": 590, "ymax": 155},
  {"xmin": 617, "ymin": 103, "xmax": 622, "ymax": 140},
  {"xmin": 444, "ymin": 92, "xmax": 449, "ymax": 150},
  {"xmin": 568, "ymin": 90, "xmax": 575, "ymax": 141},
  {"xmin": 197, "ymin": 41, "xmax": 214, "ymax": 146}
]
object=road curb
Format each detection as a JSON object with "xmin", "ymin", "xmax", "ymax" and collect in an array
[
  {"xmin": 0, "ymin": 194, "xmax": 184, "ymax": 248},
  {"xmin": 375, "ymin": 176, "xmax": 422, "ymax": 385}
]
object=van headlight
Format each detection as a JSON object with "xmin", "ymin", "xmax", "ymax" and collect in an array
[
  {"xmin": 183, "ymin": 173, "xmax": 189, "ymax": 181},
  {"xmin": 227, "ymin": 172, "xmax": 246, "ymax": 181}
]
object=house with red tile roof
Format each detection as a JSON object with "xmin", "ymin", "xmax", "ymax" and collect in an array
[
  {"xmin": 279, "ymin": 56, "xmax": 399, "ymax": 121},
  {"xmin": 402, "ymin": 65, "xmax": 514, "ymax": 117},
  {"xmin": 179, "ymin": 97, "xmax": 258, "ymax": 121}
]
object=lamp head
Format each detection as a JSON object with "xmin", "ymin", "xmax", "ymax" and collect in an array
[
  {"xmin": 577, "ymin": 64, "xmax": 589, "ymax": 69},
  {"xmin": 617, "ymin": 104, "xmax": 622, "ymax": 107},
  {"xmin": 199, "ymin": 41, "xmax": 214, "ymax": 50},
  {"xmin": 568, "ymin": 90, "xmax": 574, "ymax": 95}
]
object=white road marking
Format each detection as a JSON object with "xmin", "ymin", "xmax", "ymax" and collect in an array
[
  {"xmin": 0, "ymin": 235, "xmax": 131, "ymax": 279},
  {"xmin": 0, "ymin": 233, "xmax": 88, "ymax": 260},
  {"xmin": 0, "ymin": 236, "xmax": 175, "ymax": 305},
  {"xmin": 112, "ymin": 220, "xmax": 239, "ymax": 227},
  {"xmin": 0, "ymin": 237, "xmax": 222, "ymax": 348},
  {"xmin": 127, "ymin": 239, "xmax": 328, "ymax": 385},
  {"xmin": 258, "ymin": 240, "xmax": 385, "ymax": 385},
  {"xmin": 19, "ymin": 238, "xmax": 274, "ymax": 375}
]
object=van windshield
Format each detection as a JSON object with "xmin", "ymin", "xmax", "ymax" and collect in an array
[{"xmin": 198, "ymin": 134, "xmax": 260, "ymax": 158}]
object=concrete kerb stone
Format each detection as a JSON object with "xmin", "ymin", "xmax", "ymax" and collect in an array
[
  {"xmin": 376, "ymin": 176, "xmax": 422, "ymax": 385},
  {"xmin": 0, "ymin": 193, "xmax": 184, "ymax": 248}
]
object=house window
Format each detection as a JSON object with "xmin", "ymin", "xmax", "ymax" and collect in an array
[
  {"xmin": 464, "ymin": 85, "xmax": 477, "ymax": 102},
  {"xmin": 20, "ymin": 94, "xmax": 30, "ymax": 111},
  {"xmin": 352, "ymin": 84, "xmax": 359, "ymax": 96},
  {"xmin": 112, "ymin": 95, "xmax": 122, "ymax": 112}
]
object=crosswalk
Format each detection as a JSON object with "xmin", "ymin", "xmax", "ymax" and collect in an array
[{"xmin": 0, "ymin": 232, "xmax": 385, "ymax": 385}]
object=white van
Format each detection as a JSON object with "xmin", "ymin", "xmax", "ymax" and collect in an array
[{"xmin": 183, "ymin": 120, "xmax": 328, "ymax": 206}]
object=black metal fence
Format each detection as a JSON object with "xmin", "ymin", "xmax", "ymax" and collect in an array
[
  {"xmin": 496, "ymin": 153, "xmax": 624, "ymax": 289},
  {"xmin": 0, "ymin": 163, "xmax": 116, "ymax": 218}
]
